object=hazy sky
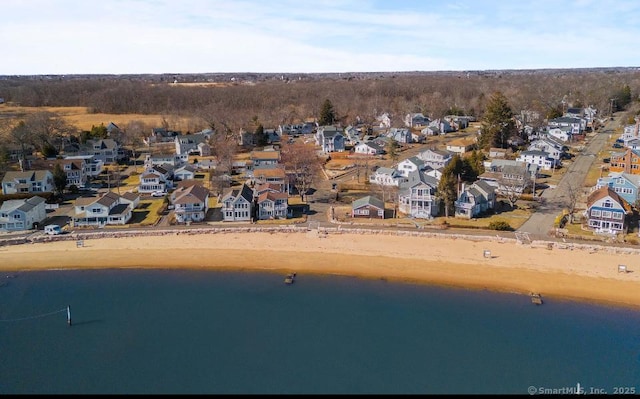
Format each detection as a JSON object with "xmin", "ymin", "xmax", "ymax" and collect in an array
[{"xmin": 2, "ymin": 0, "xmax": 639, "ymax": 75}]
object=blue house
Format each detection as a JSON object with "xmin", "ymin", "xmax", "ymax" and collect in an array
[
  {"xmin": 315, "ymin": 125, "xmax": 345, "ymax": 153},
  {"xmin": 594, "ymin": 172, "xmax": 640, "ymax": 208}
]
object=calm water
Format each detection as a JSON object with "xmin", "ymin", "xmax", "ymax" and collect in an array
[{"xmin": 1, "ymin": 268, "xmax": 639, "ymax": 394}]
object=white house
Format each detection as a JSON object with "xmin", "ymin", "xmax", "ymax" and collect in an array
[
  {"xmin": 417, "ymin": 148, "xmax": 454, "ymax": 169},
  {"xmin": 139, "ymin": 164, "xmax": 173, "ymax": 194},
  {"xmin": 516, "ymin": 150, "xmax": 556, "ymax": 171},
  {"xmin": 220, "ymin": 184, "xmax": 254, "ymax": 222},
  {"xmin": 71, "ymin": 191, "xmax": 133, "ymax": 227},
  {"xmin": 404, "ymin": 113, "xmax": 430, "ymax": 128},
  {"xmin": 354, "ymin": 141, "xmax": 384, "ymax": 156},
  {"xmin": 369, "ymin": 167, "xmax": 406, "ymax": 186},
  {"xmin": 2, "ymin": 170, "xmax": 54, "ymax": 195},
  {"xmin": 0, "ymin": 196, "xmax": 47, "ymax": 232},
  {"xmin": 397, "ymin": 156, "xmax": 425, "ymax": 178}
]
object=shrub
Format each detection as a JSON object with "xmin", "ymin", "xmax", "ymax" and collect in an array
[{"xmin": 488, "ymin": 220, "xmax": 513, "ymax": 231}]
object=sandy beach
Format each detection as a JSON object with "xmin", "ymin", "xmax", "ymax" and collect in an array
[{"xmin": 2, "ymin": 229, "xmax": 640, "ymax": 309}]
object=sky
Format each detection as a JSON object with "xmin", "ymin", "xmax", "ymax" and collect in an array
[{"xmin": 2, "ymin": 0, "xmax": 639, "ymax": 75}]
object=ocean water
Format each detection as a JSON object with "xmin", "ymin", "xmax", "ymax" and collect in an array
[{"xmin": 0, "ymin": 268, "xmax": 639, "ymax": 394}]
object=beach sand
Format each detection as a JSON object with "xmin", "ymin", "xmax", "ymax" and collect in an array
[{"xmin": 2, "ymin": 230, "xmax": 640, "ymax": 309}]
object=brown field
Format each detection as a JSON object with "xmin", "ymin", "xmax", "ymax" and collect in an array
[{"xmin": 0, "ymin": 105, "xmax": 197, "ymax": 131}]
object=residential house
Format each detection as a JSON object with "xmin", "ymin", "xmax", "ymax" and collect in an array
[
  {"xmin": 489, "ymin": 148, "xmax": 508, "ymax": 159},
  {"xmin": 479, "ymin": 160, "xmax": 534, "ymax": 195},
  {"xmin": 609, "ymin": 148, "xmax": 640, "ymax": 175},
  {"xmin": 81, "ymin": 139, "xmax": 124, "ymax": 164},
  {"xmin": 354, "ymin": 141, "xmax": 384, "ymax": 156},
  {"xmin": 64, "ymin": 155, "xmax": 104, "ymax": 177},
  {"xmin": 315, "ymin": 125, "xmax": 345, "ymax": 153},
  {"xmin": 175, "ymin": 134, "xmax": 211, "ymax": 157},
  {"xmin": 417, "ymin": 148, "xmax": 454, "ymax": 169},
  {"xmin": 404, "ymin": 113, "xmax": 430, "ymax": 128},
  {"xmin": 173, "ymin": 164, "xmax": 197, "ymax": 181},
  {"xmin": 584, "ymin": 186, "xmax": 631, "ymax": 235},
  {"xmin": 139, "ymin": 164, "xmax": 173, "ymax": 193},
  {"xmin": 253, "ymin": 182, "xmax": 286, "ymax": 199},
  {"xmin": 351, "ymin": 195, "xmax": 385, "ymax": 219},
  {"xmin": 71, "ymin": 191, "xmax": 133, "ymax": 227},
  {"xmin": 251, "ymin": 165, "xmax": 288, "ymax": 190},
  {"xmin": 528, "ymin": 137, "xmax": 565, "ymax": 164},
  {"xmin": 397, "ymin": 156, "xmax": 425, "ymax": 178},
  {"xmin": 55, "ymin": 158, "xmax": 88, "ymax": 188},
  {"xmin": 257, "ymin": 191, "xmax": 290, "ymax": 220},
  {"xmin": 454, "ymin": 180, "xmax": 496, "ymax": 219},
  {"xmin": 386, "ymin": 128, "xmax": 412, "ymax": 144},
  {"xmin": 594, "ymin": 172, "xmax": 640, "ymax": 207},
  {"xmin": 516, "ymin": 150, "xmax": 556, "ymax": 171},
  {"xmin": 248, "ymin": 149, "xmax": 281, "ymax": 171},
  {"xmin": 2, "ymin": 170, "xmax": 54, "ymax": 195},
  {"xmin": 621, "ymin": 118, "xmax": 640, "ymax": 144},
  {"xmin": 144, "ymin": 153, "xmax": 188, "ymax": 169},
  {"xmin": 424, "ymin": 166, "xmax": 444, "ymax": 181},
  {"xmin": 376, "ymin": 113, "xmax": 391, "ymax": 128},
  {"xmin": 0, "ymin": 196, "xmax": 47, "ymax": 232},
  {"xmin": 121, "ymin": 191, "xmax": 141, "ymax": 209},
  {"xmin": 546, "ymin": 126, "xmax": 573, "ymax": 142},
  {"xmin": 344, "ymin": 125, "xmax": 360, "ymax": 145},
  {"xmin": 421, "ymin": 126, "xmax": 440, "ymax": 136},
  {"xmin": 429, "ymin": 118, "xmax": 455, "ymax": 134},
  {"xmin": 398, "ymin": 170, "xmax": 439, "ymax": 219},
  {"xmin": 547, "ymin": 116, "xmax": 585, "ymax": 134},
  {"xmin": 446, "ymin": 137, "xmax": 476, "ymax": 155},
  {"xmin": 369, "ymin": 167, "xmax": 406, "ymax": 187},
  {"xmin": 170, "ymin": 181, "xmax": 210, "ymax": 223},
  {"xmin": 145, "ymin": 128, "xmax": 180, "ymax": 145},
  {"xmin": 220, "ymin": 184, "xmax": 254, "ymax": 222}
]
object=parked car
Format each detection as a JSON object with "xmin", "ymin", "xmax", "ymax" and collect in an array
[{"xmin": 151, "ymin": 191, "xmax": 165, "ymax": 197}]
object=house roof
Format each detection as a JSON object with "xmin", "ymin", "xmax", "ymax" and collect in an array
[
  {"xmin": 96, "ymin": 191, "xmax": 121, "ymax": 207},
  {"xmin": 257, "ymin": 191, "xmax": 288, "ymax": 204},
  {"xmin": 586, "ymin": 186, "xmax": 632, "ymax": 213},
  {"xmin": 172, "ymin": 184, "xmax": 210, "ymax": 204},
  {"xmin": 222, "ymin": 184, "xmax": 254, "ymax": 203},
  {"xmin": 2, "ymin": 170, "xmax": 52, "ymax": 183},
  {"xmin": 0, "ymin": 196, "xmax": 46, "ymax": 213},
  {"xmin": 352, "ymin": 195, "xmax": 385, "ymax": 210},
  {"xmin": 250, "ymin": 150, "xmax": 281, "ymax": 160}
]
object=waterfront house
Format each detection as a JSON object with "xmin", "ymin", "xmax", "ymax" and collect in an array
[
  {"xmin": 256, "ymin": 191, "xmax": 290, "ymax": 220},
  {"xmin": 0, "ymin": 196, "xmax": 47, "ymax": 232},
  {"xmin": 71, "ymin": 191, "xmax": 133, "ymax": 227},
  {"xmin": 584, "ymin": 186, "xmax": 631, "ymax": 235},
  {"xmin": 398, "ymin": 170, "xmax": 439, "ymax": 219},
  {"xmin": 454, "ymin": 180, "xmax": 496, "ymax": 219},
  {"xmin": 170, "ymin": 181, "xmax": 210, "ymax": 223},
  {"xmin": 220, "ymin": 184, "xmax": 254, "ymax": 222},
  {"xmin": 351, "ymin": 195, "xmax": 385, "ymax": 219}
]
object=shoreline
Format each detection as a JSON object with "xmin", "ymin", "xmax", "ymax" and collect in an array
[{"xmin": 2, "ymin": 229, "xmax": 640, "ymax": 311}]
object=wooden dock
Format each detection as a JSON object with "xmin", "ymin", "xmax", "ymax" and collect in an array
[
  {"xmin": 284, "ymin": 272, "xmax": 296, "ymax": 285},
  {"xmin": 530, "ymin": 293, "xmax": 543, "ymax": 305}
]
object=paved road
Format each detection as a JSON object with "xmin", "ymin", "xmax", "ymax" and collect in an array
[{"xmin": 517, "ymin": 115, "xmax": 621, "ymax": 239}]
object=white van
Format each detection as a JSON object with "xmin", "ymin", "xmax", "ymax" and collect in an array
[{"xmin": 44, "ymin": 224, "xmax": 62, "ymax": 235}]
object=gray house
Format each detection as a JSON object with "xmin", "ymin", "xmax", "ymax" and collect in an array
[
  {"xmin": 454, "ymin": 180, "xmax": 496, "ymax": 219},
  {"xmin": 0, "ymin": 196, "xmax": 47, "ymax": 232}
]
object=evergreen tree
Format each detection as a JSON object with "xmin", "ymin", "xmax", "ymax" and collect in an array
[
  {"xmin": 318, "ymin": 99, "xmax": 336, "ymax": 126},
  {"xmin": 52, "ymin": 163, "xmax": 67, "ymax": 195},
  {"xmin": 437, "ymin": 155, "xmax": 464, "ymax": 217},
  {"xmin": 254, "ymin": 123, "xmax": 268, "ymax": 147},
  {"xmin": 479, "ymin": 91, "xmax": 516, "ymax": 150}
]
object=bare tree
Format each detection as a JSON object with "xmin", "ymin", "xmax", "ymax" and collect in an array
[
  {"xmin": 563, "ymin": 178, "xmax": 581, "ymax": 223},
  {"xmin": 211, "ymin": 132, "xmax": 237, "ymax": 176},
  {"xmin": 497, "ymin": 170, "xmax": 531, "ymax": 208},
  {"xmin": 280, "ymin": 141, "xmax": 322, "ymax": 201},
  {"xmin": 124, "ymin": 120, "xmax": 147, "ymax": 172}
]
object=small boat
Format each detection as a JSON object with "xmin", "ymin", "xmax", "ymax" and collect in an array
[{"xmin": 284, "ymin": 273, "xmax": 296, "ymax": 285}]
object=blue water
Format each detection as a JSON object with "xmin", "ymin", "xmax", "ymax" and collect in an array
[{"xmin": 0, "ymin": 268, "xmax": 639, "ymax": 394}]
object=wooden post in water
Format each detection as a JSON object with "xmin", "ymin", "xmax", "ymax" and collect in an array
[{"xmin": 67, "ymin": 305, "xmax": 72, "ymax": 326}]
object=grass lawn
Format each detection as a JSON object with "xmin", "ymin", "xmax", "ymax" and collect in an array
[{"xmin": 130, "ymin": 199, "xmax": 164, "ymax": 226}]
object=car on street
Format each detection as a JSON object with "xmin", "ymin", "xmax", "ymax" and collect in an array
[{"xmin": 151, "ymin": 191, "xmax": 166, "ymax": 197}]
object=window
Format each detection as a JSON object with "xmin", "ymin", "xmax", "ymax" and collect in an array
[
  {"xmin": 602, "ymin": 210, "xmax": 612, "ymax": 218},
  {"xmin": 591, "ymin": 209, "xmax": 601, "ymax": 217}
]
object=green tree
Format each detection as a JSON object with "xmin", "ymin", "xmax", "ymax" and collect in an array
[
  {"xmin": 318, "ymin": 99, "xmax": 336, "ymax": 126},
  {"xmin": 90, "ymin": 124, "xmax": 108, "ymax": 139},
  {"xmin": 41, "ymin": 142, "xmax": 58, "ymax": 158},
  {"xmin": 479, "ymin": 91, "xmax": 516, "ymax": 150},
  {"xmin": 52, "ymin": 163, "xmax": 67, "ymax": 195}
]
